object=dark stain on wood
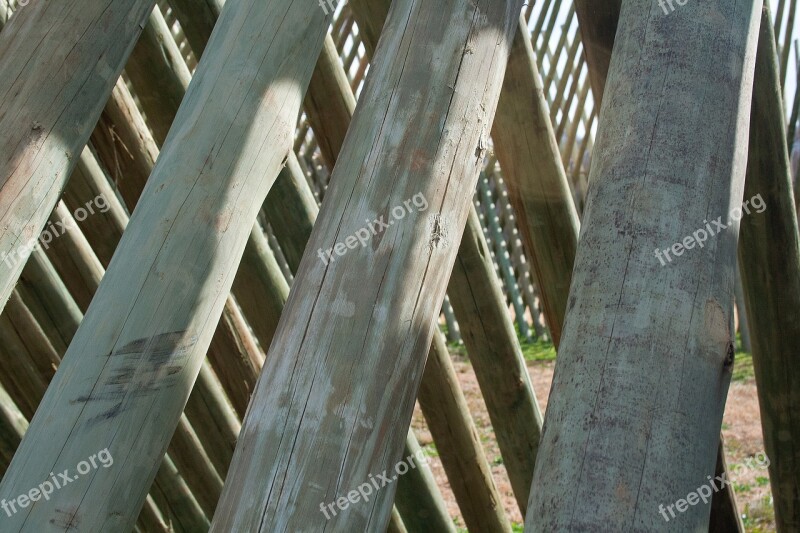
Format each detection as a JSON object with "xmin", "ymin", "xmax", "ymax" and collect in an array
[{"xmin": 74, "ymin": 331, "xmax": 197, "ymax": 423}]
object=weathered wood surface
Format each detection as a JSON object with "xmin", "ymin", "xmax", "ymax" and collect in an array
[
  {"xmin": 41, "ymin": 133, "xmax": 244, "ymax": 486},
  {"xmin": 447, "ymin": 206, "xmax": 543, "ymax": 514},
  {"xmin": 492, "ymin": 14, "xmax": 580, "ymax": 346},
  {"xmin": 573, "ymin": 0, "xmax": 620, "ymax": 105},
  {"xmin": 166, "ymin": 0, "xmax": 223, "ymax": 60},
  {"xmin": 347, "ymin": 0, "xmax": 543, "ymax": 518},
  {"xmin": 210, "ymin": 0, "xmax": 523, "ymax": 529},
  {"xmin": 418, "ymin": 332, "xmax": 512, "ymax": 532},
  {"xmin": 89, "ymin": 80, "xmax": 159, "ymax": 209},
  {"xmin": 150, "ymin": 454, "xmax": 211, "ymax": 532},
  {"xmin": 123, "ymin": 5, "xmax": 296, "ymax": 355},
  {"xmin": 1, "ymin": 213, "xmax": 230, "ymax": 528},
  {"xmin": 17, "ymin": 249, "xmax": 83, "ymax": 356},
  {"xmin": 83, "ymin": 48, "xmax": 266, "ymax": 425},
  {"xmin": 738, "ymin": 5, "xmax": 800, "ymax": 529},
  {"xmin": 126, "ymin": 4, "xmax": 191, "ymax": 146},
  {"xmin": 0, "ymin": 287, "xmax": 210, "ymax": 531},
  {"xmin": 393, "ymin": 431, "xmax": 457, "ymax": 533},
  {"xmin": 61, "ymin": 147, "xmax": 128, "ymax": 268},
  {"xmin": 0, "ymin": 1, "xmax": 329, "ymax": 530},
  {"xmin": 303, "ymin": 34, "xmax": 357, "ymax": 171},
  {"xmin": 262, "ymin": 152, "xmax": 319, "ymax": 273},
  {"xmin": 42, "ymin": 202, "xmax": 104, "ymax": 312},
  {"xmin": 0, "ymin": 0, "xmax": 155, "ymax": 312},
  {"xmin": 526, "ymin": 0, "xmax": 762, "ymax": 529},
  {"xmin": 231, "ymin": 225, "xmax": 290, "ymax": 352},
  {"xmin": 292, "ymin": 12, "xmax": 514, "ymax": 527},
  {"xmin": 0, "ymin": 384, "xmax": 26, "ymax": 473},
  {"xmin": 353, "ymin": 0, "xmax": 579, "ymax": 346}
]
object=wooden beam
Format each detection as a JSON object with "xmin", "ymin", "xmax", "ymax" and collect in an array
[
  {"xmin": 210, "ymin": 0, "xmax": 524, "ymax": 529},
  {"xmin": 126, "ymin": 5, "xmax": 192, "ymax": 146},
  {"xmin": 0, "ymin": 0, "xmax": 155, "ymax": 310},
  {"xmin": 348, "ymin": 0, "xmax": 546, "ymax": 515},
  {"xmin": 0, "ymin": 0, "xmax": 329, "ymax": 529},
  {"xmin": 573, "ymin": 0, "xmax": 621, "ymax": 106},
  {"xmin": 393, "ymin": 431, "xmax": 457, "ymax": 533},
  {"xmin": 738, "ymin": 5, "xmax": 800, "ymax": 529},
  {"xmin": 526, "ymin": 1, "xmax": 761, "ymax": 529},
  {"xmin": 121, "ymin": 1, "xmax": 294, "ymax": 356},
  {"xmin": 418, "ymin": 332, "xmax": 514, "ymax": 532},
  {"xmin": 446, "ymin": 206, "xmax": 543, "ymax": 514}
]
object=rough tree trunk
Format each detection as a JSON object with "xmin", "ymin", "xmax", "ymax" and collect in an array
[{"xmin": 526, "ymin": 0, "xmax": 762, "ymax": 530}]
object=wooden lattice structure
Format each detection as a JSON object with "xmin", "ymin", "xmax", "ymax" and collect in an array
[{"xmin": 0, "ymin": 0, "xmax": 798, "ymax": 531}]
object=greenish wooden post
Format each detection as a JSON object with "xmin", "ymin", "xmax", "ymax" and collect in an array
[
  {"xmin": 0, "ymin": 1, "xmax": 330, "ymax": 529},
  {"xmin": 0, "ymin": 0, "xmax": 155, "ymax": 311},
  {"xmin": 527, "ymin": 1, "xmax": 761, "ymax": 529}
]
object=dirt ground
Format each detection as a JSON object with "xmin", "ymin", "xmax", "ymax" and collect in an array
[{"xmin": 410, "ymin": 356, "xmax": 774, "ymax": 532}]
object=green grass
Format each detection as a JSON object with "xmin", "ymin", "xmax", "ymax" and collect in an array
[
  {"xmin": 732, "ymin": 351, "xmax": 755, "ymax": 382},
  {"xmin": 732, "ymin": 332, "xmax": 756, "ymax": 382},
  {"xmin": 519, "ymin": 337, "xmax": 557, "ymax": 362},
  {"xmin": 421, "ymin": 442, "xmax": 439, "ymax": 458},
  {"xmin": 741, "ymin": 494, "xmax": 775, "ymax": 532},
  {"xmin": 511, "ymin": 523, "xmax": 525, "ymax": 532},
  {"xmin": 439, "ymin": 323, "xmax": 468, "ymax": 357}
]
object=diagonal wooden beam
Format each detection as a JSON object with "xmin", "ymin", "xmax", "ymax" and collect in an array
[
  {"xmin": 738, "ymin": 5, "xmax": 800, "ymax": 529},
  {"xmin": 0, "ymin": 0, "xmax": 330, "ymax": 529},
  {"xmin": 210, "ymin": 0, "xmax": 524, "ymax": 529},
  {"xmin": 0, "ymin": 0, "xmax": 156, "ymax": 311}
]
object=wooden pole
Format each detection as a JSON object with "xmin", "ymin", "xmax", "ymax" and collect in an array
[
  {"xmin": 89, "ymin": 81, "xmax": 159, "ymax": 208},
  {"xmin": 210, "ymin": 0, "xmax": 523, "ymax": 529},
  {"xmin": 447, "ymin": 206, "xmax": 543, "ymax": 514},
  {"xmin": 492, "ymin": 14, "xmax": 581, "ymax": 346},
  {"xmin": 393, "ymin": 431, "xmax": 457, "ymax": 533},
  {"xmin": 0, "ymin": 383, "xmax": 26, "ymax": 473},
  {"xmin": 348, "ymin": 0, "xmax": 547, "ymax": 516},
  {"xmin": 120, "ymin": 1, "xmax": 296, "ymax": 356},
  {"xmin": 126, "ymin": 4, "xmax": 191, "ymax": 146},
  {"xmin": 0, "ymin": 0, "xmax": 155, "ymax": 311},
  {"xmin": 6, "ymin": 231, "xmax": 230, "ymax": 523},
  {"xmin": 526, "ymin": 1, "xmax": 761, "ymax": 529},
  {"xmin": 0, "ymin": 1, "xmax": 330, "ymax": 529},
  {"xmin": 738, "ymin": 5, "xmax": 800, "ymax": 529},
  {"xmin": 61, "ymin": 147, "xmax": 128, "ymax": 268},
  {"xmin": 418, "ymin": 333, "xmax": 513, "ymax": 532}
]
